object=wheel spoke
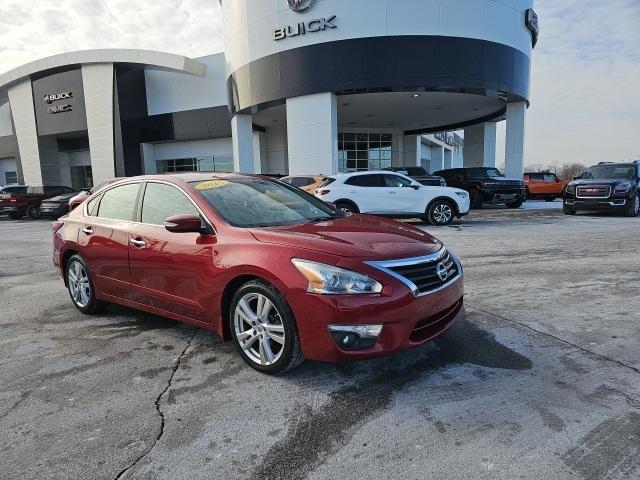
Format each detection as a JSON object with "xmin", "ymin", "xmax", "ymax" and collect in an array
[
  {"xmin": 263, "ymin": 323, "xmax": 284, "ymax": 333},
  {"xmin": 242, "ymin": 333, "xmax": 260, "ymax": 351},
  {"xmin": 267, "ymin": 331, "xmax": 285, "ymax": 345},
  {"xmin": 237, "ymin": 328, "xmax": 255, "ymax": 342},
  {"xmin": 256, "ymin": 295, "xmax": 273, "ymax": 320},
  {"xmin": 260, "ymin": 337, "xmax": 275, "ymax": 364},
  {"xmin": 238, "ymin": 298, "xmax": 257, "ymax": 323}
]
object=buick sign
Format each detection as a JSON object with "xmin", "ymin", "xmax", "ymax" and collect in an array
[
  {"xmin": 288, "ymin": 0, "xmax": 316, "ymax": 13},
  {"xmin": 525, "ymin": 9, "xmax": 539, "ymax": 48},
  {"xmin": 43, "ymin": 92, "xmax": 73, "ymax": 104},
  {"xmin": 274, "ymin": 15, "xmax": 337, "ymax": 41}
]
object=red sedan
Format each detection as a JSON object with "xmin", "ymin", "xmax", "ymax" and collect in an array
[{"xmin": 53, "ymin": 174, "xmax": 464, "ymax": 373}]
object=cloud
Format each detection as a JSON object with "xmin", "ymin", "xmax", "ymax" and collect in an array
[{"xmin": 0, "ymin": 0, "xmax": 638, "ymax": 167}]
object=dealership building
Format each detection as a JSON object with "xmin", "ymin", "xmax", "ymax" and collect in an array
[{"xmin": 0, "ymin": 0, "xmax": 536, "ymax": 189}]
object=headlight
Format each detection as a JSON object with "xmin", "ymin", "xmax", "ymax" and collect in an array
[
  {"xmin": 292, "ymin": 259, "xmax": 383, "ymax": 295},
  {"xmin": 614, "ymin": 182, "xmax": 632, "ymax": 194},
  {"xmin": 455, "ymin": 191, "xmax": 468, "ymax": 198},
  {"xmin": 566, "ymin": 185, "xmax": 576, "ymax": 194}
]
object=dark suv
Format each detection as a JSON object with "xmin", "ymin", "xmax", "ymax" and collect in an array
[
  {"xmin": 0, "ymin": 185, "xmax": 75, "ymax": 219},
  {"xmin": 434, "ymin": 167, "xmax": 526, "ymax": 209},
  {"xmin": 563, "ymin": 162, "xmax": 640, "ymax": 217},
  {"xmin": 383, "ymin": 167, "xmax": 447, "ymax": 187}
]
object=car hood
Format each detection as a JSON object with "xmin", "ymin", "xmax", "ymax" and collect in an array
[{"xmin": 249, "ymin": 214, "xmax": 442, "ymax": 260}]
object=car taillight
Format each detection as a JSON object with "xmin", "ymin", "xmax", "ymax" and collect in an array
[{"xmin": 318, "ymin": 190, "xmax": 331, "ymax": 196}]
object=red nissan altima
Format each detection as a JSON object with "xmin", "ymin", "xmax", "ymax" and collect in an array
[{"xmin": 53, "ymin": 174, "xmax": 464, "ymax": 373}]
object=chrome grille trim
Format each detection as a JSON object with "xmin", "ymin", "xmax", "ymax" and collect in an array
[
  {"xmin": 365, "ymin": 247, "xmax": 463, "ymax": 297},
  {"xmin": 576, "ymin": 185, "xmax": 611, "ymax": 199}
]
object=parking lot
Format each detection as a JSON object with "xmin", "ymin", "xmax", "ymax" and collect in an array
[{"xmin": 1, "ymin": 206, "xmax": 638, "ymax": 480}]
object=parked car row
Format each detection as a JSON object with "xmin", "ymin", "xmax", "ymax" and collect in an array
[{"xmin": 0, "ymin": 185, "xmax": 77, "ymax": 219}]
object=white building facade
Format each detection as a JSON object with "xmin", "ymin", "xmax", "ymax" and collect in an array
[{"xmin": 0, "ymin": 0, "xmax": 537, "ymax": 188}]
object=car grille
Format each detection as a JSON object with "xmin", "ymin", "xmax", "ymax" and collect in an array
[
  {"xmin": 576, "ymin": 185, "xmax": 611, "ymax": 198},
  {"xmin": 410, "ymin": 297, "xmax": 463, "ymax": 342},
  {"xmin": 384, "ymin": 250, "xmax": 460, "ymax": 295}
]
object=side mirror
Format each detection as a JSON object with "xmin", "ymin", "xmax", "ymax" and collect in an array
[
  {"xmin": 165, "ymin": 214, "xmax": 206, "ymax": 234},
  {"xmin": 411, "ymin": 185, "xmax": 421, "ymax": 190}
]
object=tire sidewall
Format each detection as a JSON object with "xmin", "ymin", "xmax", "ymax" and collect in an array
[
  {"xmin": 229, "ymin": 281, "xmax": 301, "ymax": 374},
  {"xmin": 427, "ymin": 200, "xmax": 454, "ymax": 226},
  {"xmin": 336, "ymin": 202, "xmax": 358, "ymax": 215},
  {"xmin": 27, "ymin": 205, "xmax": 40, "ymax": 219},
  {"xmin": 66, "ymin": 254, "xmax": 100, "ymax": 314}
]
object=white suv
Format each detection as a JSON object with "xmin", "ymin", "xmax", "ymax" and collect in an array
[{"xmin": 314, "ymin": 171, "xmax": 470, "ymax": 226}]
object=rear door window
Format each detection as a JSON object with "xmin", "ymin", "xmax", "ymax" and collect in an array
[
  {"xmin": 97, "ymin": 183, "xmax": 140, "ymax": 221},
  {"xmin": 345, "ymin": 175, "xmax": 383, "ymax": 187}
]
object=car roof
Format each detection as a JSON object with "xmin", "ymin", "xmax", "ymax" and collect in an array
[{"xmin": 104, "ymin": 173, "xmax": 270, "ymax": 184}]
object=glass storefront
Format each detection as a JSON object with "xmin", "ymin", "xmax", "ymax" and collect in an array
[
  {"xmin": 157, "ymin": 155, "xmax": 234, "ymax": 174},
  {"xmin": 70, "ymin": 165, "xmax": 93, "ymax": 190},
  {"xmin": 338, "ymin": 133, "xmax": 393, "ymax": 172}
]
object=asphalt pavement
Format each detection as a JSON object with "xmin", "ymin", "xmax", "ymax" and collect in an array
[{"xmin": 0, "ymin": 206, "xmax": 638, "ymax": 480}]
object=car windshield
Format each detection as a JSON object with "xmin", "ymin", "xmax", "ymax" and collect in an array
[
  {"xmin": 191, "ymin": 178, "xmax": 342, "ymax": 228},
  {"xmin": 581, "ymin": 165, "xmax": 636, "ymax": 180},
  {"xmin": 468, "ymin": 168, "xmax": 504, "ymax": 178}
]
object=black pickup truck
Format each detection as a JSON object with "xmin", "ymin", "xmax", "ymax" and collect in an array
[
  {"xmin": 563, "ymin": 162, "xmax": 640, "ymax": 217},
  {"xmin": 383, "ymin": 167, "xmax": 447, "ymax": 187},
  {"xmin": 433, "ymin": 167, "xmax": 526, "ymax": 209}
]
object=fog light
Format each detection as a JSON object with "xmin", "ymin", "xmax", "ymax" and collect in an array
[{"xmin": 328, "ymin": 324, "xmax": 383, "ymax": 351}]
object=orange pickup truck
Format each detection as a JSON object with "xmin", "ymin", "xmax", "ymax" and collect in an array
[{"xmin": 524, "ymin": 172, "xmax": 569, "ymax": 201}]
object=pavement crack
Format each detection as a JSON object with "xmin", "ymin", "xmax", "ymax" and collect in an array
[
  {"xmin": 467, "ymin": 304, "xmax": 640, "ymax": 376},
  {"xmin": 114, "ymin": 328, "xmax": 197, "ymax": 480}
]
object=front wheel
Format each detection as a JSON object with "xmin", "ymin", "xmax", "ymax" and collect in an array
[
  {"xmin": 426, "ymin": 199, "xmax": 455, "ymax": 226},
  {"xmin": 66, "ymin": 255, "xmax": 108, "ymax": 314},
  {"xmin": 230, "ymin": 280, "xmax": 303, "ymax": 374},
  {"xmin": 625, "ymin": 194, "xmax": 640, "ymax": 217},
  {"xmin": 469, "ymin": 189, "xmax": 483, "ymax": 209},
  {"xmin": 563, "ymin": 204, "xmax": 577, "ymax": 215},
  {"xmin": 8, "ymin": 211, "xmax": 23, "ymax": 220},
  {"xmin": 506, "ymin": 200, "xmax": 524, "ymax": 209}
]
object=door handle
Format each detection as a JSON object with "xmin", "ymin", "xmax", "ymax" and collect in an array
[
  {"xmin": 129, "ymin": 238, "xmax": 147, "ymax": 248},
  {"xmin": 389, "ymin": 191, "xmax": 397, "ymax": 194},
  {"xmin": 82, "ymin": 226, "xmax": 94, "ymax": 235}
]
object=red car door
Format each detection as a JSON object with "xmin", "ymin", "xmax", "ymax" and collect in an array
[
  {"xmin": 128, "ymin": 181, "xmax": 218, "ymax": 325},
  {"xmin": 77, "ymin": 182, "xmax": 141, "ymax": 300}
]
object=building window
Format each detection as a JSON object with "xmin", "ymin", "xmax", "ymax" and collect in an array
[
  {"xmin": 338, "ymin": 133, "xmax": 392, "ymax": 172},
  {"xmin": 4, "ymin": 171, "xmax": 17, "ymax": 185},
  {"xmin": 157, "ymin": 156, "xmax": 234, "ymax": 174},
  {"xmin": 70, "ymin": 166, "xmax": 93, "ymax": 190}
]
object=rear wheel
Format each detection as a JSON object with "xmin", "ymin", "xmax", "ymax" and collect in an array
[
  {"xmin": 335, "ymin": 201, "xmax": 358, "ymax": 215},
  {"xmin": 230, "ymin": 280, "xmax": 303, "ymax": 374},
  {"xmin": 8, "ymin": 211, "xmax": 22, "ymax": 220},
  {"xmin": 426, "ymin": 199, "xmax": 455, "ymax": 226},
  {"xmin": 66, "ymin": 255, "xmax": 108, "ymax": 314},
  {"xmin": 26, "ymin": 204, "xmax": 40, "ymax": 219},
  {"xmin": 506, "ymin": 200, "xmax": 524, "ymax": 209},
  {"xmin": 625, "ymin": 194, "xmax": 640, "ymax": 217},
  {"xmin": 563, "ymin": 204, "xmax": 577, "ymax": 215}
]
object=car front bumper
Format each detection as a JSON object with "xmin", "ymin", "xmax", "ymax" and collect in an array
[
  {"xmin": 40, "ymin": 206, "xmax": 66, "ymax": 217},
  {"xmin": 564, "ymin": 195, "xmax": 629, "ymax": 210},
  {"xmin": 289, "ymin": 275, "xmax": 464, "ymax": 363},
  {"xmin": 482, "ymin": 190, "xmax": 527, "ymax": 203}
]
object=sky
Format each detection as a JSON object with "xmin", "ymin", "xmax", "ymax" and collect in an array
[{"xmin": 0, "ymin": 0, "xmax": 638, "ymax": 168}]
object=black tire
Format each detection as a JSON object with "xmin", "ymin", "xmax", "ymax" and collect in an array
[
  {"xmin": 625, "ymin": 194, "xmax": 640, "ymax": 217},
  {"xmin": 335, "ymin": 201, "xmax": 359, "ymax": 215},
  {"xmin": 229, "ymin": 280, "xmax": 303, "ymax": 374},
  {"xmin": 26, "ymin": 204, "xmax": 41, "ymax": 219},
  {"xmin": 65, "ymin": 254, "xmax": 108, "ymax": 314},
  {"xmin": 469, "ymin": 189, "xmax": 483, "ymax": 209},
  {"xmin": 563, "ymin": 204, "xmax": 577, "ymax": 215},
  {"xmin": 8, "ymin": 211, "xmax": 23, "ymax": 220},
  {"xmin": 426, "ymin": 199, "xmax": 455, "ymax": 226},
  {"xmin": 506, "ymin": 200, "xmax": 524, "ymax": 209}
]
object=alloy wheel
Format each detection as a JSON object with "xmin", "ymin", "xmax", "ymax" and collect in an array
[
  {"xmin": 68, "ymin": 260, "xmax": 91, "ymax": 308},
  {"xmin": 432, "ymin": 203, "xmax": 453, "ymax": 224},
  {"xmin": 233, "ymin": 293, "xmax": 286, "ymax": 366}
]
